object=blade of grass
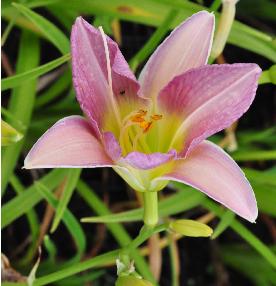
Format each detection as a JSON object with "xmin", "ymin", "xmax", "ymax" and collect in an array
[
  {"xmin": 4, "ymin": 0, "xmax": 275, "ymax": 61},
  {"xmin": 232, "ymin": 150, "xmax": 276, "ymax": 161},
  {"xmin": 33, "ymin": 250, "xmax": 119, "ymax": 286},
  {"xmin": 259, "ymin": 65, "xmax": 276, "ymax": 85},
  {"xmin": 10, "ymin": 175, "xmax": 40, "ymax": 265},
  {"xmin": 47, "ymin": 0, "xmax": 276, "ymax": 62},
  {"xmin": 43, "ymin": 235, "xmax": 57, "ymax": 263},
  {"xmin": 222, "ymin": 245, "xmax": 276, "ymax": 285},
  {"xmin": 1, "ymin": 12, "xmax": 19, "ymax": 46},
  {"xmin": 210, "ymin": 0, "xmax": 221, "ymax": 11},
  {"xmin": 1, "ymin": 107, "xmax": 26, "ymax": 133},
  {"xmin": 13, "ymin": 3, "xmax": 69, "ymax": 54},
  {"xmin": 168, "ymin": 234, "xmax": 180, "ymax": 286},
  {"xmin": 51, "ymin": 169, "xmax": 82, "ymax": 232},
  {"xmin": 129, "ymin": 9, "xmax": 178, "ymax": 71},
  {"xmin": 35, "ymin": 181, "xmax": 86, "ymax": 261},
  {"xmin": 1, "ymin": 30, "xmax": 40, "ymax": 194},
  {"xmin": 81, "ymin": 186, "xmax": 204, "ymax": 223},
  {"xmin": 2, "ymin": 169, "xmax": 67, "ymax": 228},
  {"xmin": 35, "ymin": 70, "xmax": 71, "ymax": 108},
  {"xmin": 202, "ymin": 199, "xmax": 276, "ymax": 269},
  {"xmin": 1, "ymin": 53, "xmax": 70, "ymax": 91},
  {"xmin": 76, "ymin": 180, "xmax": 157, "ymax": 284},
  {"xmin": 56, "ymin": 270, "xmax": 105, "ymax": 286},
  {"xmin": 211, "ymin": 210, "xmax": 235, "ymax": 239},
  {"xmin": 243, "ymin": 168, "xmax": 276, "ymax": 188}
]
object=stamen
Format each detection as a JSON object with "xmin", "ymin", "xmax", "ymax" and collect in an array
[
  {"xmin": 119, "ymin": 109, "xmax": 163, "ymax": 153},
  {"xmin": 139, "ymin": 121, "xmax": 153, "ymax": 133},
  {"xmin": 151, "ymin": 114, "xmax": 163, "ymax": 121},
  {"xmin": 119, "ymin": 121, "xmax": 136, "ymax": 153},
  {"xmin": 131, "ymin": 115, "xmax": 145, "ymax": 123},
  {"xmin": 133, "ymin": 129, "xmax": 144, "ymax": 151},
  {"xmin": 99, "ymin": 26, "xmax": 122, "ymax": 126}
]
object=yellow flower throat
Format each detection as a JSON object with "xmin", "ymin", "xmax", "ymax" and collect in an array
[{"xmin": 119, "ymin": 109, "xmax": 163, "ymax": 155}]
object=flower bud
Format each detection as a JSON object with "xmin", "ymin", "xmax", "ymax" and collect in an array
[
  {"xmin": 115, "ymin": 276, "xmax": 153, "ymax": 286},
  {"xmin": 1, "ymin": 120, "xmax": 23, "ymax": 146},
  {"xmin": 170, "ymin": 219, "xmax": 213, "ymax": 237},
  {"xmin": 211, "ymin": 0, "xmax": 239, "ymax": 59}
]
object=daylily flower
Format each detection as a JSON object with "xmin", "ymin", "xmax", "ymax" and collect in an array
[{"xmin": 25, "ymin": 11, "xmax": 261, "ymax": 223}]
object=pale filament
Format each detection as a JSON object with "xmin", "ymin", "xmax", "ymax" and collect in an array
[
  {"xmin": 119, "ymin": 109, "xmax": 162, "ymax": 154},
  {"xmin": 99, "ymin": 26, "xmax": 122, "ymax": 128}
]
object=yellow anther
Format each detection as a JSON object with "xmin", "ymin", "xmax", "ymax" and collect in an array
[
  {"xmin": 131, "ymin": 114, "xmax": 145, "ymax": 123},
  {"xmin": 119, "ymin": 109, "xmax": 163, "ymax": 153},
  {"xmin": 151, "ymin": 114, "xmax": 163, "ymax": 121},
  {"xmin": 139, "ymin": 121, "xmax": 153, "ymax": 133}
]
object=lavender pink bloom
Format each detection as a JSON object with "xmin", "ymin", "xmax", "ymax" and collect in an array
[{"xmin": 24, "ymin": 12, "xmax": 261, "ymax": 222}]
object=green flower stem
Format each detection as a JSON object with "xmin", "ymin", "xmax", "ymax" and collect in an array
[
  {"xmin": 118, "ymin": 223, "xmax": 168, "ymax": 275},
  {"xmin": 143, "ymin": 191, "xmax": 159, "ymax": 227},
  {"xmin": 129, "ymin": 224, "xmax": 167, "ymax": 252}
]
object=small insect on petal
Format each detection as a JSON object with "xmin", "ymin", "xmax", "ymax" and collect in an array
[{"xmin": 170, "ymin": 219, "xmax": 213, "ymax": 237}]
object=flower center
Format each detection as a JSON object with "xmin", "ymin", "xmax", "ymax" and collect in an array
[{"xmin": 119, "ymin": 109, "xmax": 163, "ymax": 155}]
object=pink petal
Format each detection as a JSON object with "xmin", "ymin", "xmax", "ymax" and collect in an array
[
  {"xmin": 121, "ymin": 150, "xmax": 176, "ymax": 170},
  {"xmin": 139, "ymin": 11, "xmax": 214, "ymax": 99},
  {"xmin": 162, "ymin": 141, "xmax": 258, "ymax": 222},
  {"xmin": 24, "ymin": 116, "xmax": 113, "ymax": 168},
  {"xmin": 158, "ymin": 63, "xmax": 261, "ymax": 156},
  {"xmin": 71, "ymin": 17, "xmax": 140, "ymax": 129},
  {"xmin": 103, "ymin": 132, "xmax": 122, "ymax": 161}
]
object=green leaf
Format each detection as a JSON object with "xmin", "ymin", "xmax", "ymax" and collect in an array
[
  {"xmin": 4, "ymin": 0, "xmax": 275, "ymax": 61},
  {"xmin": 1, "ymin": 30, "xmax": 40, "ymax": 194},
  {"xmin": 211, "ymin": 210, "xmax": 235, "ymax": 239},
  {"xmin": 56, "ymin": 270, "xmax": 105, "ymax": 286},
  {"xmin": 43, "ymin": 235, "xmax": 57, "ymax": 263},
  {"xmin": 202, "ymin": 199, "xmax": 276, "ymax": 269},
  {"xmin": 35, "ymin": 181, "xmax": 86, "ymax": 261},
  {"xmin": 1, "ymin": 120, "xmax": 23, "ymax": 146},
  {"xmin": 35, "ymin": 70, "xmax": 71, "ymax": 108},
  {"xmin": 129, "ymin": 9, "xmax": 178, "ymax": 71},
  {"xmin": 76, "ymin": 180, "xmax": 156, "ymax": 283},
  {"xmin": 170, "ymin": 219, "xmax": 213, "ymax": 237},
  {"xmin": 259, "ymin": 65, "xmax": 276, "ymax": 85},
  {"xmin": 222, "ymin": 245, "xmax": 276, "ymax": 285},
  {"xmin": 232, "ymin": 150, "xmax": 276, "ymax": 161},
  {"xmin": 81, "ymin": 186, "xmax": 203, "ymax": 223},
  {"xmin": 252, "ymin": 183, "xmax": 276, "ymax": 217},
  {"xmin": 1, "ymin": 169, "xmax": 67, "ymax": 228},
  {"xmin": 10, "ymin": 175, "xmax": 40, "ymax": 266},
  {"xmin": 33, "ymin": 250, "xmax": 119, "ymax": 286},
  {"xmin": 47, "ymin": 0, "xmax": 276, "ymax": 62},
  {"xmin": 13, "ymin": 3, "xmax": 69, "ymax": 54},
  {"xmin": 1, "ymin": 53, "xmax": 70, "ymax": 91},
  {"xmin": 51, "ymin": 169, "xmax": 82, "ymax": 232}
]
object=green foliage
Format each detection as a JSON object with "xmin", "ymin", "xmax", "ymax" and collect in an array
[
  {"xmin": 1, "ymin": 0, "xmax": 276, "ymax": 285},
  {"xmin": 1, "ymin": 54, "xmax": 70, "ymax": 91},
  {"xmin": 2, "ymin": 30, "xmax": 40, "ymax": 193}
]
